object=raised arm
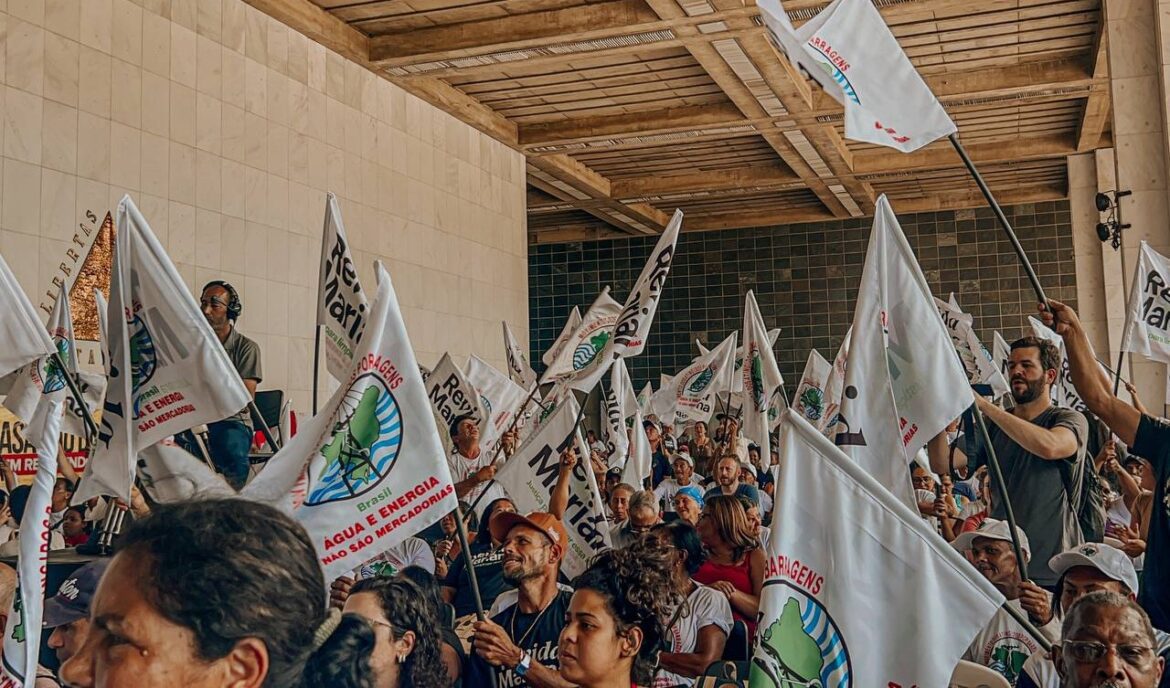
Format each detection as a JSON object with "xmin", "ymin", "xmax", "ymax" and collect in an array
[
  {"xmin": 549, "ymin": 447, "xmax": 577, "ymax": 520},
  {"xmin": 1041, "ymin": 301, "xmax": 1141, "ymax": 446},
  {"xmin": 974, "ymin": 395, "xmax": 1079, "ymax": 460}
]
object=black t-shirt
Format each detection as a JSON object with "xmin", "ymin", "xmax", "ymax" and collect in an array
[
  {"xmin": 1131, "ymin": 414, "xmax": 1170, "ymax": 632},
  {"xmin": 442, "ymin": 540, "xmax": 514, "ymax": 618},
  {"xmin": 466, "ymin": 589, "xmax": 572, "ymax": 688}
]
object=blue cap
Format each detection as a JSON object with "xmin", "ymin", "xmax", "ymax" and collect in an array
[{"xmin": 43, "ymin": 559, "xmax": 109, "ymax": 628}]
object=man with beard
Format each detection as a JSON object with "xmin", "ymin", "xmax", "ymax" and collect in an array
[
  {"xmin": 467, "ymin": 511, "xmax": 575, "ymax": 688},
  {"xmin": 953, "ymin": 519, "xmax": 1060, "ymax": 684},
  {"xmin": 704, "ymin": 455, "xmax": 761, "ymax": 507},
  {"xmin": 930, "ymin": 335, "xmax": 1088, "ymax": 589},
  {"xmin": 186, "ymin": 281, "xmax": 261, "ymax": 489}
]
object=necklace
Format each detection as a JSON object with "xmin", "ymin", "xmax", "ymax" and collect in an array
[{"xmin": 510, "ymin": 591, "xmax": 558, "ymax": 648}]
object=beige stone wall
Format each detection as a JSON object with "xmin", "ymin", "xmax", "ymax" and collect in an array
[{"xmin": 0, "ymin": 0, "xmax": 529, "ymax": 413}]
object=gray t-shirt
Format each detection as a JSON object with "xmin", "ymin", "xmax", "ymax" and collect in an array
[
  {"xmin": 977, "ymin": 406, "xmax": 1087, "ymax": 586},
  {"xmin": 222, "ymin": 326, "xmax": 261, "ymax": 425}
]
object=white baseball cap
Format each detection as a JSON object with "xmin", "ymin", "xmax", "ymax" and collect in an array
[
  {"xmin": 951, "ymin": 518, "xmax": 1031, "ymax": 562},
  {"xmin": 1049, "ymin": 543, "xmax": 1140, "ymax": 594}
]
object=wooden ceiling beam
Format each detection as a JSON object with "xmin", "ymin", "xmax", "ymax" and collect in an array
[
  {"xmin": 886, "ymin": 181, "xmax": 1068, "ymax": 213},
  {"xmin": 855, "ymin": 133, "xmax": 1075, "ymax": 175},
  {"xmin": 527, "ymin": 155, "xmax": 671, "ymax": 234},
  {"xmin": 610, "ymin": 165, "xmax": 802, "ymax": 197},
  {"xmin": 369, "ymin": 0, "xmax": 662, "ymax": 65},
  {"xmin": 1076, "ymin": 23, "xmax": 1110, "ymax": 151},
  {"xmin": 519, "ymin": 102, "xmax": 748, "ymax": 147}
]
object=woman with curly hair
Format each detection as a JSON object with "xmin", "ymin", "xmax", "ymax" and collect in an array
[
  {"xmin": 344, "ymin": 577, "xmax": 449, "ymax": 688},
  {"xmin": 558, "ymin": 538, "xmax": 682, "ymax": 688},
  {"xmin": 59, "ymin": 498, "xmax": 375, "ymax": 688},
  {"xmin": 693, "ymin": 495, "xmax": 765, "ymax": 641}
]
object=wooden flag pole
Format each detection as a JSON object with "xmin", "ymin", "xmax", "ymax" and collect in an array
[{"xmin": 948, "ymin": 134, "xmax": 1049, "ymax": 306}]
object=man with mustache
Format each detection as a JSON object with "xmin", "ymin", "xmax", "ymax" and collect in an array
[
  {"xmin": 930, "ymin": 335, "xmax": 1089, "ymax": 589},
  {"xmin": 467, "ymin": 511, "xmax": 575, "ymax": 688},
  {"xmin": 953, "ymin": 519, "xmax": 1060, "ymax": 684},
  {"xmin": 1054, "ymin": 591, "xmax": 1164, "ymax": 688}
]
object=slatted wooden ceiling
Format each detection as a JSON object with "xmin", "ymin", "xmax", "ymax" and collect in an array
[{"xmin": 254, "ymin": 0, "xmax": 1110, "ymax": 241}]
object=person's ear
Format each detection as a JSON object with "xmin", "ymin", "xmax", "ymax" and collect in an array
[
  {"xmin": 550, "ymin": 543, "xmax": 564, "ymax": 565},
  {"xmin": 619, "ymin": 627, "xmax": 644, "ymax": 659},
  {"xmin": 393, "ymin": 630, "xmax": 417, "ymax": 663},
  {"xmin": 222, "ymin": 637, "xmax": 269, "ymax": 688}
]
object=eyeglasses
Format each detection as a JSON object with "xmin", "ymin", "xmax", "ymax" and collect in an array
[{"xmin": 1062, "ymin": 640, "xmax": 1156, "ymax": 667}]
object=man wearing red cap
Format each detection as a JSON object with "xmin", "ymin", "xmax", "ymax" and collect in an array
[{"xmin": 467, "ymin": 511, "xmax": 574, "ymax": 688}]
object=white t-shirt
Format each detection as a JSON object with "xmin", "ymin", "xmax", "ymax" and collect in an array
[
  {"xmin": 447, "ymin": 448, "xmax": 507, "ymax": 518},
  {"xmin": 654, "ymin": 582, "xmax": 733, "ymax": 688},
  {"xmin": 352, "ymin": 537, "xmax": 435, "ymax": 579},
  {"xmin": 963, "ymin": 597, "xmax": 1060, "ymax": 685},
  {"xmin": 654, "ymin": 476, "xmax": 705, "ymax": 513},
  {"xmin": 758, "ymin": 489, "xmax": 773, "ymax": 517}
]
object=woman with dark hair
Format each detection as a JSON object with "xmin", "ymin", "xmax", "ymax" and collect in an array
[
  {"xmin": 59, "ymin": 498, "xmax": 375, "ymax": 688},
  {"xmin": 559, "ymin": 538, "xmax": 682, "ymax": 688},
  {"xmin": 685, "ymin": 421, "xmax": 716, "ymax": 479},
  {"xmin": 396, "ymin": 566, "xmax": 466, "ymax": 686},
  {"xmin": 649, "ymin": 522, "xmax": 732, "ymax": 687},
  {"xmin": 345, "ymin": 577, "xmax": 449, "ymax": 688},
  {"xmin": 441, "ymin": 497, "xmax": 516, "ymax": 619},
  {"xmin": 693, "ymin": 495, "xmax": 764, "ymax": 641}
]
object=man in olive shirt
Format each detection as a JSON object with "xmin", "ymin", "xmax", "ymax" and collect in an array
[{"xmin": 192, "ymin": 281, "xmax": 261, "ymax": 489}]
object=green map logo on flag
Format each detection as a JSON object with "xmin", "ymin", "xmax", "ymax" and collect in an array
[
  {"xmin": 308, "ymin": 374, "xmax": 403, "ymax": 506},
  {"xmin": 686, "ymin": 366, "xmax": 715, "ymax": 395},
  {"xmin": 572, "ymin": 331, "xmax": 609, "ymax": 370},
  {"xmin": 749, "ymin": 347, "xmax": 766, "ymax": 410},
  {"xmin": 800, "ymin": 387, "xmax": 825, "ymax": 421},
  {"xmin": 9, "ymin": 589, "xmax": 23, "ymax": 643},
  {"xmin": 751, "ymin": 582, "xmax": 852, "ymax": 688}
]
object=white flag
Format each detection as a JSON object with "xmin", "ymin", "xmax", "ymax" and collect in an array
[
  {"xmin": 137, "ymin": 440, "xmax": 234, "ymax": 503},
  {"xmin": 317, "ymin": 192, "xmax": 369, "ymax": 381},
  {"xmin": 465, "ymin": 355, "xmax": 529, "ymax": 455},
  {"xmin": 75, "ymin": 196, "xmax": 252, "ymax": 504},
  {"xmin": 935, "ymin": 296, "xmax": 1010, "ymax": 397},
  {"xmin": 622, "ymin": 409, "xmax": 652, "ymax": 487},
  {"xmin": 652, "ymin": 333, "xmax": 738, "ymax": 427},
  {"xmin": 1122, "ymin": 241, "xmax": 1170, "ymax": 363},
  {"xmin": 0, "ymin": 397, "xmax": 62, "ymax": 688},
  {"xmin": 0, "ymin": 253, "xmax": 55, "ymax": 379},
  {"xmin": 837, "ymin": 196, "xmax": 972, "ymax": 507},
  {"xmin": 1029, "ymin": 317, "xmax": 1089, "ymax": 412},
  {"xmin": 569, "ymin": 210, "xmax": 683, "ymax": 392},
  {"xmin": 752, "ymin": 410, "xmax": 1003, "ymax": 687},
  {"xmin": 636, "ymin": 382, "xmax": 653, "ymax": 417},
  {"xmin": 793, "ymin": 349, "xmax": 832, "ymax": 425},
  {"xmin": 992, "ymin": 331, "xmax": 1011, "ymax": 384},
  {"xmin": 426, "ymin": 353, "xmax": 486, "ymax": 442},
  {"xmin": 600, "ymin": 359, "xmax": 637, "ymax": 469},
  {"xmin": 543, "ymin": 288, "xmax": 622, "ymax": 382},
  {"xmin": 494, "ymin": 398, "xmax": 610, "ymax": 578},
  {"xmin": 742, "ymin": 291, "xmax": 784, "ymax": 459},
  {"xmin": 542, "ymin": 307, "xmax": 582, "ymax": 367},
  {"xmin": 756, "ymin": 0, "xmax": 955, "ymax": 152},
  {"xmin": 245, "ymin": 262, "xmax": 457, "ymax": 581},
  {"xmin": 697, "ymin": 328, "xmax": 781, "ymax": 394},
  {"xmin": 502, "ymin": 321, "xmax": 537, "ymax": 390},
  {"xmin": 818, "ymin": 328, "xmax": 850, "ymax": 437},
  {"xmin": 5, "ymin": 288, "xmax": 106, "ymax": 438}
]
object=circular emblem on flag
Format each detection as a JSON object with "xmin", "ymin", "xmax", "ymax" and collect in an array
[
  {"xmin": 751, "ymin": 581, "xmax": 852, "ymax": 688},
  {"xmin": 684, "ymin": 365, "xmax": 715, "ymax": 395},
  {"xmin": 480, "ymin": 395, "xmax": 492, "ymax": 415},
  {"xmin": 572, "ymin": 331, "xmax": 610, "ymax": 370},
  {"xmin": 307, "ymin": 373, "xmax": 403, "ymax": 506},
  {"xmin": 800, "ymin": 387, "xmax": 825, "ymax": 421},
  {"xmin": 128, "ymin": 315, "xmax": 158, "ymax": 393},
  {"xmin": 34, "ymin": 339, "xmax": 71, "ymax": 394}
]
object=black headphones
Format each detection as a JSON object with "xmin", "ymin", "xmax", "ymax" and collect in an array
[{"xmin": 202, "ymin": 280, "xmax": 242, "ymax": 321}]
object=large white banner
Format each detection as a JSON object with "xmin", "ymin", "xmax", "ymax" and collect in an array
[
  {"xmin": 935, "ymin": 296, "xmax": 1010, "ymax": 397},
  {"xmin": 0, "ymin": 398, "xmax": 61, "ymax": 688},
  {"xmin": 752, "ymin": 410, "xmax": 1003, "ymax": 688},
  {"xmin": 426, "ymin": 353, "xmax": 486, "ymax": 443},
  {"xmin": 837, "ymin": 196, "xmax": 972, "ymax": 507},
  {"xmin": 0, "ymin": 253, "xmax": 55, "ymax": 380},
  {"xmin": 1122, "ymin": 241, "xmax": 1170, "ymax": 363},
  {"xmin": 742, "ymin": 291, "xmax": 784, "ymax": 459},
  {"xmin": 543, "ymin": 288, "xmax": 622, "ymax": 382},
  {"xmin": 317, "ymin": 193, "xmax": 369, "ymax": 382},
  {"xmin": 75, "ymin": 196, "xmax": 252, "ymax": 503},
  {"xmin": 494, "ymin": 399, "xmax": 611, "ymax": 578},
  {"xmin": 756, "ymin": 0, "xmax": 955, "ymax": 152},
  {"xmin": 245, "ymin": 262, "xmax": 457, "ymax": 581},
  {"xmin": 465, "ymin": 355, "xmax": 528, "ymax": 455}
]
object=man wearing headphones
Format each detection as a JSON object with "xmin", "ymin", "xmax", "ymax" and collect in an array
[{"xmin": 195, "ymin": 281, "xmax": 262, "ymax": 489}]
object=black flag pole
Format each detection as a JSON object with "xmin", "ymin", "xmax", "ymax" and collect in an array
[
  {"xmin": 54, "ymin": 352, "xmax": 100, "ymax": 442},
  {"xmin": 451, "ymin": 502, "xmax": 499, "ymax": 688},
  {"xmin": 311, "ymin": 326, "xmax": 322, "ymax": 415},
  {"xmin": 969, "ymin": 403, "xmax": 1030, "ymax": 581},
  {"xmin": 948, "ymin": 133, "xmax": 1049, "ymax": 306}
]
